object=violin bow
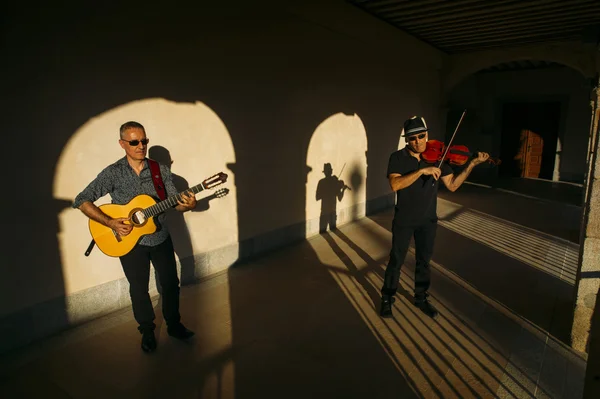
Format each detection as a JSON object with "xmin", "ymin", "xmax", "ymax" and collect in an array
[
  {"xmin": 338, "ymin": 162, "xmax": 352, "ymax": 190},
  {"xmin": 338, "ymin": 162, "xmax": 346, "ymax": 178},
  {"xmin": 432, "ymin": 109, "xmax": 467, "ymax": 186}
]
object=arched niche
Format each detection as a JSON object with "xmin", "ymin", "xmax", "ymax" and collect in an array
[
  {"xmin": 305, "ymin": 113, "xmax": 368, "ymax": 237},
  {"xmin": 53, "ymin": 98, "xmax": 238, "ymax": 296}
]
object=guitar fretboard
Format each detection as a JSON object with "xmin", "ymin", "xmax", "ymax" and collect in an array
[{"xmin": 143, "ymin": 183, "xmax": 205, "ymax": 218}]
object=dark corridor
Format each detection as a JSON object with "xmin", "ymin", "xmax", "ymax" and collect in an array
[{"xmin": 500, "ymin": 101, "xmax": 561, "ymax": 180}]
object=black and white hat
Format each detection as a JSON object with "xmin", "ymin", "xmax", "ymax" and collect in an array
[{"xmin": 401, "ymin": 116, "xmax": 428, "ymax": 137}]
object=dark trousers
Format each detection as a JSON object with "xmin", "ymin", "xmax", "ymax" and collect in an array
[
  {"xmin": 119, "ymin": 237, "xmax": 181, "ymax": 332},
  {"xmin": 319, "ymin": 212, "xmax": 337, "ymax": 233},
  {"xmin": 381, "ymin": 220, "xmax": 437, "ymax": 299}
]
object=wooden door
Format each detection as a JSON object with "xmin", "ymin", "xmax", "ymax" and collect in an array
[
  {"xmin": 515, "ymin": 129, "xmax": 543, "ymax": 178},
  {"xmin": 500, "ymin": 102, "xmax": 559, "ymax": 179}
]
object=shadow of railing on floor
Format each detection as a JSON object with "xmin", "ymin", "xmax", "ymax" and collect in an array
[
  {"xmin": 316, "ymin": 228, "xmax": 557, "ymax": 398},
  {"xmin": 437, "ymin": 205, "xmax": 579, "ymax": 285}
]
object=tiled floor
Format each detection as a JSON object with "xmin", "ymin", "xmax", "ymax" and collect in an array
[{"xmin": 0, "ymin": 182, "xmax": 589, "ymax": 398}]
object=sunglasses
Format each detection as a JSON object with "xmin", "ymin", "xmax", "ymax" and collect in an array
[
  {"xmin": 407, "ymin": 133, "xmax": 426, "ymax": 142},
  {"xmin": 121, "ymin": 138, "xmax": 149, "ymax": 146}
]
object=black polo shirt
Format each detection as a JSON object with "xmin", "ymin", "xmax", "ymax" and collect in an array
[{"xmin": 387, "ymin": 148, "xmax": 453, "ymax": 226}]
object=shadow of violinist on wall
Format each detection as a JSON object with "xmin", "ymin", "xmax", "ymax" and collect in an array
[
  {"xmin": 316, "ymin": 162, "xmax": 350, "ymax": 233},
  {"xmin": 149, "ymin": 145, "xmax": 229, "ymax": 287}
]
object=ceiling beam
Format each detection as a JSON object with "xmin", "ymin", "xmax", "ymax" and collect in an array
[
  {"xmin": 446, "ymin": 34, "xmax": 581, "ymax": 52},
  {"xmin": 409, "ymin": 5, "xmax": 600, "ymax": 34},
  {"xmin": 436, "ymin": 26, "xmax": 584, "ymax": 47},
  {"xmin": 423, "ymin": 17, "xmax": 599, "ymax": 43},
  {"xmin": 365, "ymin": 0, "xmax": 500, "ymax": 16},
  {"xmin": 392, "ymin": 0, "xmax": 581, "ymax": 26}
]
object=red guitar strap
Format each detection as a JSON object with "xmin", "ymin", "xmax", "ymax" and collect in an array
[{"xmin": 148, "ymin": 159, "xmax": 167, "ymax": 201}]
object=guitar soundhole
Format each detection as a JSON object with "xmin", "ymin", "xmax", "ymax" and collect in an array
[{"xmin": 131, "ymin": 210, "xmax": 147, "ymax": 226}]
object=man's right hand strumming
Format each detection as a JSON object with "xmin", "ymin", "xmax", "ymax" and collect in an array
[
  {"xmin": 107, "ymin": 218, "xmax": 133, "ymax": 236},
  {"xmin": 79, "ymin": 201, "xmax": 133, "ymax": 236}
]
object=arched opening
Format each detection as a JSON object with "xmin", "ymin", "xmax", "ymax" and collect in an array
[
  {"xmin": 305, "ymin": 113, "xmax": 368, "ymax": 237},
  {"xmin": 444, "ymin": 59, "xmax": 591, "ymax": 195},
  {"xmin": 53, "ymin": 98, "xmax": 238, "ymax": 336}
]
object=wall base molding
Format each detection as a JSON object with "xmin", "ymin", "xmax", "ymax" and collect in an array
[{"xmin": 0, "ymin": 193, "xmax": 394, "ymax": 355}]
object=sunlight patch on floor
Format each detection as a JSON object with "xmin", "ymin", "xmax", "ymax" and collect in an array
[{"xmin": 437, "ymin": 198, "xmax": 579, "ymax": 285}]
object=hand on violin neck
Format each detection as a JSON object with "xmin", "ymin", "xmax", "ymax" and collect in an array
[{"xmin": 470, "ymin": 151, "xmax": 490, "ymax": 166}]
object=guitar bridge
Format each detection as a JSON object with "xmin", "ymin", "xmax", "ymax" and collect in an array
[{"xmin": 112, "ymin": 229, "xmax": 123, "ymax": 242}]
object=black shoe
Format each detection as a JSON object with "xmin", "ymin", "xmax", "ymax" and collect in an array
[
  {"xmin": 141, "ymin": 330, "xmax": 157, "ymax": 353},
  {"xmin": 380, "ymin": 295, "xmax": 395, "ymax": 318},
  {"xmin": 167, "ymin": 323, "xmax": 195, "ymax": 340},
  {"xmin": 415, "ymin": 294, "xmax": 438, "ymax": 318}
]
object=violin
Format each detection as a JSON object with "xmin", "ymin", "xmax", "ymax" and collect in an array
[{"xmin": 422, "ymin": 139, "xmax": 501, "ymax": 166}]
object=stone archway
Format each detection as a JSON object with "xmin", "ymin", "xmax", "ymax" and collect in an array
[
  {"xmin": 443, "ymin": 42, "xmax": 597, "ymax": 96},
  {"xmin": 442, "ymin": 51, "xmax": 594, "ymax": 185}
]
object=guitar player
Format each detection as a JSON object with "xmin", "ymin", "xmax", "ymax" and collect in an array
[{"xmin": 73, "ymin": 121, "xmax": 196, "ymax": 353}]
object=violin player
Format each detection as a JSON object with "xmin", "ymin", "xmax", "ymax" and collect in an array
[{"xmin": 380, "ymin": 115, "xmax": 489, "ymax": 318}]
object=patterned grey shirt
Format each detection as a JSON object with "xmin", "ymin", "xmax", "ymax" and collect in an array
[{"xmin": 73, "ymin": 156, "xmax": 178, "ymax": 247}]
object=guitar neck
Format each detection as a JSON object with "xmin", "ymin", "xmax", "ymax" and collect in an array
[{"xmin": 144, "ymin": 183, "xmax": 205, "ymax": 217}]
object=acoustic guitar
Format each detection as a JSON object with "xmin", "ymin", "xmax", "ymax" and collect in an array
[{"xmin": 89, "ymin": 172, "xmax": 228, "ymax": 257}]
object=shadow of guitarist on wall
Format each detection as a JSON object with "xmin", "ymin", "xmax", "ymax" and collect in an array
[
  {"xmin": 316, "ymin": 162, "xmax": 350, "ymax": 234},
  {"xmin": 149, "ymin": 145, "xmax": 229, "ymax": 287}
]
